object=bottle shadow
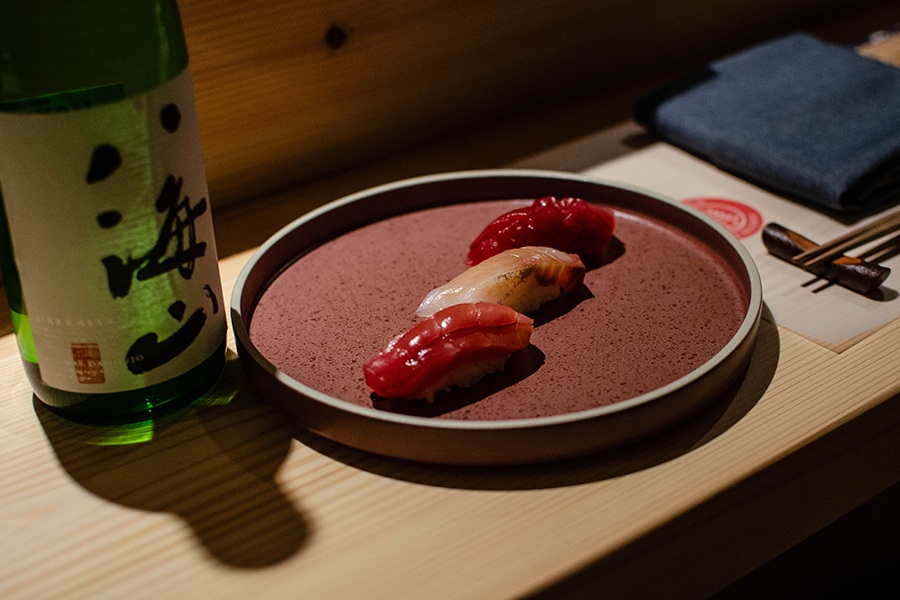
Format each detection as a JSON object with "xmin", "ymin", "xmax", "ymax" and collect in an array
[{"xmin": 34, "ymin": 350, "xmax": 308, "ymax": 569}]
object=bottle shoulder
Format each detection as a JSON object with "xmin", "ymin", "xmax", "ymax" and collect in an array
[{"xmin": 0, "ymin": 0, "xmax": 189, "ymax": 107}]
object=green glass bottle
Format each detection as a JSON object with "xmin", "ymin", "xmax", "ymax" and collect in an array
[{"xmin": 0, "ymin": 1, "xmax": 227, "ymax": 423}]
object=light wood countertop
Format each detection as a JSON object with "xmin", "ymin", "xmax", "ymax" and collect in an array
[
  {"xmin": 2, "ymin": 120, "xmax": 898, "ymax": 598},
  {"xmin": 3, "ymin": 2, "xmax": 900, "ymax": 597}
]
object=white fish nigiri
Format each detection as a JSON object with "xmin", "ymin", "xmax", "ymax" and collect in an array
[{"xmin": 415, "ymin": 246, "xmax": 585, "ymax": 318}]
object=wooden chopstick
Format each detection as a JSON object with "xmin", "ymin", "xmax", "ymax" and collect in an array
[{"xmin": 791, "ymin": 210, "xmax": 900, "ymax": 268}]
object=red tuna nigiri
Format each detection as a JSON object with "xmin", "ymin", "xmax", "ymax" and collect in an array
[
  {"xmin": 467, "ymin": 196, "xmax": 615, "ymax": 266},
  {"xmin": 363, "ymin": 302, "xmax": 533, "ymax": 401}
]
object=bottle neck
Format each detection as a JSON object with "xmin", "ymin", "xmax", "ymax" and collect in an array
[{"xmin": 0, "ymin": 0, "xmax": 189, "ymax": 109}]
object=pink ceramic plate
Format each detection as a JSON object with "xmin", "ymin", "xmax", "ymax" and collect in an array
[{"xmin": 232, "ymin": 170, "xmax": 762, "ymax": 465}]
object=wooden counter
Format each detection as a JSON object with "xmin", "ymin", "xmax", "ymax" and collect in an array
[
  {"xmin": 2, "ymin": 118, "xmax": 899, "ymax": 598},
  {"xmin": 2, "ymin": 2, "xmax": 900, "ymax": 598}
]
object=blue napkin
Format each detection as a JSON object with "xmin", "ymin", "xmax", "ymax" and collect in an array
[{"xmin": 635, "ymin": 33, "xmax": 900, "ymax": 213}]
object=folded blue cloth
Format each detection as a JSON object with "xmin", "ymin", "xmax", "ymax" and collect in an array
[{"xmin": 635, "ymin": 33, "xmax": 900, "ymax": 213}]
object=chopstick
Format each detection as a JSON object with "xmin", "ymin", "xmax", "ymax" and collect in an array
[{"xmin": 791, "ymin": 210, "xmax": 900, "ymax": 268}]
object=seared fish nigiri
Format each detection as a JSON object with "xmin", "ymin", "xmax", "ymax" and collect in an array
[{"xmin": 415, "ymin": 246, "xmax": 585, "ymax": 318}]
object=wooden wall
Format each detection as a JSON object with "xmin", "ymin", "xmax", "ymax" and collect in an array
[{"xmin": 178, "ymin": 0, "xmax": 888, "ymax": 207}]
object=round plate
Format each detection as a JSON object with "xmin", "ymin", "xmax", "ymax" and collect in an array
[{"xmin": 231, "ymin": 170, "xmax": 762, "ymax": 465}]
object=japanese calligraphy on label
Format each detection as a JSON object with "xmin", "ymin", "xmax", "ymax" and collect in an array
[{"xmin": 0, "ymin": 69, "xmax": 226, "ymax": 392}]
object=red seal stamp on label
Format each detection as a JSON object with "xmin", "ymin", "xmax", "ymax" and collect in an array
[
  {"xmin": 683, "ymin": 198, "xmax": 763, "ymax": 239},
  {"xmin": 72, "ymin": 343, "xmax": 106, "ymax": 384}
]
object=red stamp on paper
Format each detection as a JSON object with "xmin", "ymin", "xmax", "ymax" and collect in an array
[
  {"xmin": 683, "ymin": 197, "xmax": 763, "ymax": 239},
  {"xmin": 72, "ymin": 343, "xmax": 105, "ymax": 384}
]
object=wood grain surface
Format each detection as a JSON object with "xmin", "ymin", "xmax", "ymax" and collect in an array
[
  {"xmin": 2, "ymin": 2, "xmax": 900, "ymax": 598},
  {"xmin": 178, "ymin": 0, "xmax": 891, "ymax": 208},
  {"xmin": 3, "ymin": 134, "xmax": 899, "ymax": 598}
]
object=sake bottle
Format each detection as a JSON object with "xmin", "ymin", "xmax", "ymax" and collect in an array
[{"xmin": 0, "ymin": 0, "xmax": 227, "ymax": 423}]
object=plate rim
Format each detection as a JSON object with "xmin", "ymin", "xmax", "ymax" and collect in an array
[{"xmin": 230, "ymin": 168, "xmax": 763, "ymax": 435}]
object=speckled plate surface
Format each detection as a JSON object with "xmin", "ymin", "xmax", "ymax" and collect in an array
[{"xmin": 231, "ymin": 170, "xmax": 762, "ymax": 465}]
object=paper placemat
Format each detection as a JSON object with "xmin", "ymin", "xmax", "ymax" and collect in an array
[{"xmin": 578, "ymin": 142, "xmax": 899, "ymax": 350}]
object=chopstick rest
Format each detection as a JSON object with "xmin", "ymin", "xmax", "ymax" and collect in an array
[{"xmin": 762, "ymin": 223, "xmax": 891, "ymax": 294}]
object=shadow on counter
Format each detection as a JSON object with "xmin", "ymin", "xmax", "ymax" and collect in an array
[{"xmin": 34, "ymin": 350, "xmax": 308, "ymax": 569}]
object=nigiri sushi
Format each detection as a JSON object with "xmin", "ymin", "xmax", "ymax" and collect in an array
[
  {"xmin": 416, "ymin": 246, "xmax": 585, "ymax": 318},
  {"xmin": 467, "ymin": 196, "xmax": 615, "ymax": 266},
  {"xmin": 363, "ymin": 301, "xmax": 533, "ymax": 401}
]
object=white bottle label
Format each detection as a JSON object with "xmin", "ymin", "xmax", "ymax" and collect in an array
[{"xmin": 0, "ymin": 68, "xmax": 226, "ymax": 393}]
